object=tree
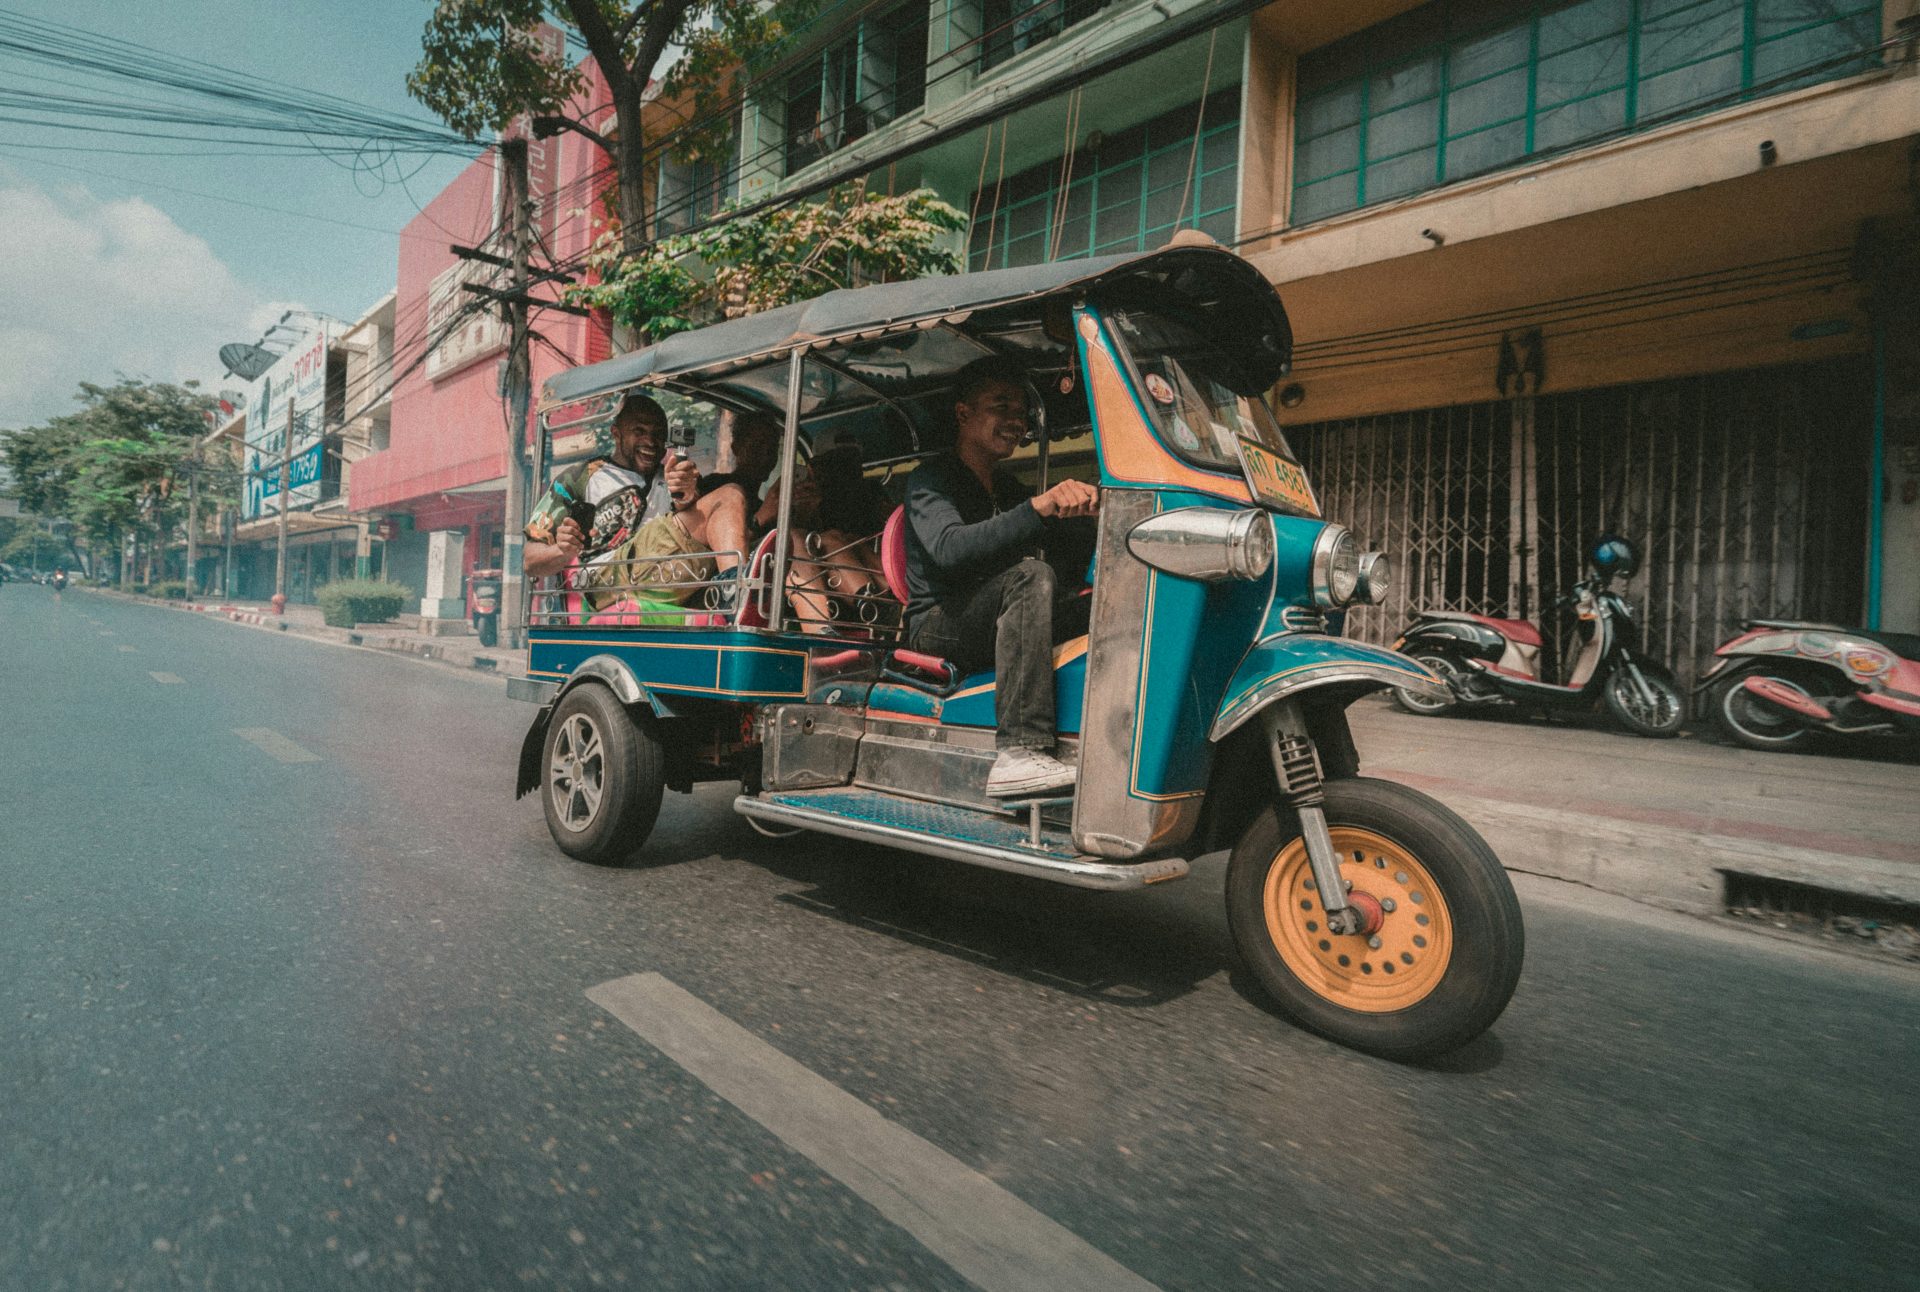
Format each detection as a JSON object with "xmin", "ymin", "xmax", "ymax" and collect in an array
[
  {"xmin": 568, "ymin": 183, "xmax": 967, "ymax": 339},
  {"xmin": 408, "ymin": 0, "xmax": 817, "ymax": 257},
  {"xmin": 1, "ymin": 379, "xmax": 219, "ymax": 583}
]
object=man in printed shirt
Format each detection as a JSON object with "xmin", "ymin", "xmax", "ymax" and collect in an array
[{"xmin": 524, "ymin": 394, "xmax": 755, "ymax": 608}]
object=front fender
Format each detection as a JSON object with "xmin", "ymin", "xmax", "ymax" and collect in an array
[
  {"xmin": 1211, "ymin": 635, "xmax": 1445, "ymax": 741},
  {"xmin": 515, "ymin": 656, "xmax": 672, "ymax": 800}
]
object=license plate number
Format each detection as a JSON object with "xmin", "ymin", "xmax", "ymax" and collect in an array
[{"xmin": 1238, "ymin": 439, "xmax": 1318, "ymax": 515}]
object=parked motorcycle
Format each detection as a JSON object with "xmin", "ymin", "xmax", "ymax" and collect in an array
[
  {"xmin": 468, "ymin": 567, "xmax": 502, "ymax": 647},
  {"xmin": 1389, "ymin": 536, "xmax": 1684, "ymax": 737},
  {"xmin": 1696, "ymin": 621, "xmax": 1920, "ymax": 752}
]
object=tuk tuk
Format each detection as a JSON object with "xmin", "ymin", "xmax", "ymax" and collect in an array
[{"xmin": 510, "ymin": 237, "xmax": 1522, "ymax": 1060}]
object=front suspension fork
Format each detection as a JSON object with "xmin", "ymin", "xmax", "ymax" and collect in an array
[{"xmin": 1261, "ymin": 702, "xmax": 1362, "ymax": 935}]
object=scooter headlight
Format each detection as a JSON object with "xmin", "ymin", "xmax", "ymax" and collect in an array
[{"xmin": 1310, "ymin": 525, "xmax": 1361, "ymax": 608}]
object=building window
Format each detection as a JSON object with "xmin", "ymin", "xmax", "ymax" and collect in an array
[
  {"xmin": 969, "ymin": 88, "xmax": 1238, "ymax": 271},
  {"xmin": 1291, "ymin": 0, "xmax": 1884, "ymax": 225},
  {"xmin": 980, "ymin": 0, "xmax": 1111, "ymax": 71},
  {"xmin": 656, "ymin": 145, "xmax": 737, "ymax": 237},
  {"xmin": 784, "ymin": 0, "xmax": 930, "ymax": 175}
]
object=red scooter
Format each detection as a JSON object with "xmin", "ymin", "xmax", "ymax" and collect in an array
[
  {"xmin": 467, "ymin": 567, "xmax": 502, "ymax": 647},
  {"xmin": 1389, "ymin": 536, "xmax": 1685, "ymax": 738},
  {"xmin": 1696, "ymin": 621, "xmax": 1920, "ymax": 752}
]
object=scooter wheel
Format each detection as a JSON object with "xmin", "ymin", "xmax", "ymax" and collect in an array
[
  {"xmin": 1391, "ymin": 654, "xmax": 1460, "ymax": 717},
  {"xmin": 1603, "ymin": 667, "xmax": 1684, "ymax": 738},
  {"xmin": 1226, "ymin": 777, "xmax": 1524, "ymax": 1061},
  {"xmin": 1710, "ymin": 668, "xmax": 1813, "ymax": 752}
]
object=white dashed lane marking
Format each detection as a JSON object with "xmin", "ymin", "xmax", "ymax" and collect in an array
[
  {"xmin": 588, "ymin": 972, "xmax": 1160, "ymax": 1292},
  {"xmin": 117, "ymin": 645, "xmax": 136, "ymax": 653},
  {"xmin": 149, "ymin": 672, "xmax": 184, "ymax": 684},
  {"xmin": 231, "ymin": 727, "xmax": 322, "ymax": 763}
]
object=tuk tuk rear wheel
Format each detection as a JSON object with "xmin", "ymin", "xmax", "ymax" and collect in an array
[
  {"xmin": 540, "ymin": 683, "xmax": 664, "ymax": 865},
  {"xmin": 1226, "ymin": 777, "xmax": 1523, "ymax": 1061}
]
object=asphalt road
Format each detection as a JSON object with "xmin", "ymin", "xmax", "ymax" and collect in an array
[{"xmin": 4, "ymin": 586, "xmax": 1918, "ymax": 1292}]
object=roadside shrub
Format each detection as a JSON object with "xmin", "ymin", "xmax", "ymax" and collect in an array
[
  {"xmin": 317, "ymin": 578, "xmax": 411, "ymax": 628},
  {"xmin": 127, "ymin": 582, "xmax": 150, "ymax": 596},
  {"xmin": 152, "ymin": 581, "xmax": 188, "ymax": 599}
]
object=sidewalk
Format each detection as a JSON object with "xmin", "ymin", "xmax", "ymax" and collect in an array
[
  {"xmin": 1350, "ymin": 698, "xmax": 1920, "ymax": 918},
  {"xmin": 120, "ymin": 590, "xmax": 529, "ymax": 679}
]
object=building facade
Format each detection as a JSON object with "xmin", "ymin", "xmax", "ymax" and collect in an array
[{"xmin": 710, "ymin": 0, "xmax": 1918, "ymax": 681}]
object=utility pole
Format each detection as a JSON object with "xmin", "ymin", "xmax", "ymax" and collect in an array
[
  {"xmin": 185, "ymin": 446, "xmax": 200, "ymax": 597},
  {"xmin": 501, "ymin": 136, "xmax": 532, "ymax": 650},
  {"xmin": 276, "ymin": 397, "xmax": 293, "ymax": 604}
]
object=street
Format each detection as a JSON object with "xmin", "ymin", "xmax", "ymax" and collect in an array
[{"xmin": 4, "ymin": 587, "xmax": 1918, "ymax": 1292}]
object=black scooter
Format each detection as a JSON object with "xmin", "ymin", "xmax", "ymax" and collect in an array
[{"xmin": 1388, "ymin": 536, "xmax": 1685, "ymax": 738}]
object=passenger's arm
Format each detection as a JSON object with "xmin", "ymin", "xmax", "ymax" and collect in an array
[{"xmin": 908, "ymin": 477, "xmax": 1042, "ymax": 571}]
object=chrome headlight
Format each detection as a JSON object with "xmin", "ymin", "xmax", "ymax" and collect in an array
[
  {"xmin": 1126, "ymin": 507, "xmax": 1274, "ymax": 582},
  {"xmin": 1354, "ymin": 551, "xmax": 1390, "ymax": 605},
  {"xmin": 1310, "ymin": 525, "xmax": 1360, "ymax": 608}
]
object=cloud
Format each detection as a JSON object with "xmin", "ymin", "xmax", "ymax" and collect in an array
[{"xmin": 0, "ymin": 169, "xmax": 305, "ymax": 428}]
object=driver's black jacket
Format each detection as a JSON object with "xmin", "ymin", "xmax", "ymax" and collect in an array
[{"xmin": 901, "ymin": 453, "xmax": 1040, "ymax": 627}]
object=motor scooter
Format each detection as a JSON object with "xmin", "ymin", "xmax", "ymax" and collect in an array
[
  {"xmin": 467, "ymin": 568, "xmax": 502, "ymax": 647},
  {"xmin": 1388, "ymin": 537, "xmax": 1684, "ymax": 737},
  {"xmin": 1696, "ymin": 621, "xmax": 1920, "ymax": 752}
]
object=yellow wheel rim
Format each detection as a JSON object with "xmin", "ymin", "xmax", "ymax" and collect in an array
[{"xmin": 1261, "ymin": 827, "xmax": 1455, "ymax": 1013}]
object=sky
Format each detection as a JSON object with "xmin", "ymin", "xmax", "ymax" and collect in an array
[{"xmin": 0, "ymin": 0, "xmax": 484, "ymax": 429}]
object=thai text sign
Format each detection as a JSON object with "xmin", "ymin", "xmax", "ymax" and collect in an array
[{"xmin": 244, "ymin": 326, "xmax": 330, "ymax": 520}]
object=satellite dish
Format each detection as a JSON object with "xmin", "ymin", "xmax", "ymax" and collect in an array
[{"xmin": 219, "ymin": 343, "xmax": 277, "ymax": 381}]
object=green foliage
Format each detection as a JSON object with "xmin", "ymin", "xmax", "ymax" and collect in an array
[
  {"xmin": 0, "ymin": 379, "xmax": 220, "ymax": 570},
  {"xmin": 151, "ymin": 581, "xmax": 189, "ymax": 600},
  {"xmin": 568, "ymin": 184, "xmax": 968, "ymax": 341},
  {"xmin": 318, "ymin": 579, "xmax": 413, "ymax": 628},
  {"xmin": 407, "ymin": 0, "xmax": 583, "ymax": 139}
]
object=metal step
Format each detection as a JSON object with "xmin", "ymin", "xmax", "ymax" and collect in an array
[{"xmin": 733, "ymin": 788, "xmax": 1188, "ymax": 891}]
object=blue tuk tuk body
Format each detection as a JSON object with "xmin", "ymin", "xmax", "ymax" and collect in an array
[{"xmin": 512, "ymin": 241, "xmax": 1522, "ymax": 1060}]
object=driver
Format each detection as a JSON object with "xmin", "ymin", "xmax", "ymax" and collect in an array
[{"xmin": 903, "ymin": 356, "xmax": 1098, "ymax": 797}]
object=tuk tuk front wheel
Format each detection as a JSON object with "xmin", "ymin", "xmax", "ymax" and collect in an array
[
  {"xmin": 540, "ymin": 683, "xmax": 664, "ymax": 865},
  {"xmin": 1226, "ymin": 777, "xmax": 1523, "ymax": 1061}
]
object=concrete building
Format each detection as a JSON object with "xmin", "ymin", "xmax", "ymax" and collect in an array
[
  {"xmin": 712, "ymin": 0, "xmax": 1918, "ymax": 680},
  {"xmin": 203, "ymin": 296, "xmax": 397, "ymax": 604}
]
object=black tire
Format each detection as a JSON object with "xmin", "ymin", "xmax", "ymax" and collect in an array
[
  {"xmin": 1709, "ymin": 665, "xmax": 1816, "ymax": 752},
  {"xmin": 1226, "ymin": 777, "xmax": 1524, "ymax": 1061},
  {"xmin": 1603, "ymin": 664, "xmax": 1684, "ymax": 738},
  {"xmin": 1391, "ymin": 653, "xmax": 1460, "ymax": 717},
  {"xmin": 476, "ymin": 614, "xmax": 498, "ymax": 648},
  {"xmin": 540, "ymin": 683, "xmax": 665, "ymax": 865}
]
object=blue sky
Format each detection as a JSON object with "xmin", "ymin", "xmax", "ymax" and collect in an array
[{"xmin": 0, "ymin": 0, "xmax": 484, "ymax": 426}]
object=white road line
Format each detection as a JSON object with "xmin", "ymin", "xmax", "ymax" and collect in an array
[
  {"xmin": 117, "ymin": 645, "xmax": 136, "ymax": 653},
  {"xmin": 149, "ymin": 672, "xmax": 184, "ymax": 684},
  {"xmin": 587, "ymin": 973, "xmax": 1160, "ymax": 1292},
  {"xmin": 231, "ymin": 727, "xmax": 322, "ymax": 764},
  {"xmin": 98, "ymin": 630, "xmax": 114, "ymax": 636}
]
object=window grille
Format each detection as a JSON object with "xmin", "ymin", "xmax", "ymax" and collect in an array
[
  {"xmin": 656, "ymin": 147, "xmax": 738, "ymax": 237},
  {"xmin": 1292, "ymin": 0, "xmax": 1884, "ymax": 225},
  {"xmin": 784, "ymin": 0, "xmax": 930, "ymax": 175},
  {"xmin": 968, "ymin": 88, "xmax": 1239, "ymax": 271},
  {"xmin": 980, "ymin": 0, "xmax": 1112, "ymax": 71}
]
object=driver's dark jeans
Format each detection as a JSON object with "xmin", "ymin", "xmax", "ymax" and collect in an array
[{"xmin": 906, "ymin": 557, "xmax": 1092, "ymax": 752}]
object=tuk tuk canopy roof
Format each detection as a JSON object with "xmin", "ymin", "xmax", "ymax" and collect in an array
[{"xmin": 538, "ymin": 243, "xmax": 1292, "ymax": 414}]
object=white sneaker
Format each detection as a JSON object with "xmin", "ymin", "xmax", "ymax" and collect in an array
[{"xmin": 985, "ymin": 748, "xmax": 1077, "ymax": 798}]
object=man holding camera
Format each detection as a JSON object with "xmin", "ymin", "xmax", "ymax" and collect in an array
[{"xmin": 523, "ymin": 393, "xmax": 755, "ymax": 609}]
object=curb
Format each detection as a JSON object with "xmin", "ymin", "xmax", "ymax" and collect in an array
[{"xmin": 1429, "ymin": 789, "xmax": 1920, "ymax": 917}]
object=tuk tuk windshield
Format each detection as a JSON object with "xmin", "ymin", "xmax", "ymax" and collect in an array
[{"xmin": 1106, "ymin": 310, "xmax": 1298, "ymax": 475}]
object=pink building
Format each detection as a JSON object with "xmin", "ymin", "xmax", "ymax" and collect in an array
[{"xmin": 349, "ymin": 71, "xmax": 612, "ymax": 624}]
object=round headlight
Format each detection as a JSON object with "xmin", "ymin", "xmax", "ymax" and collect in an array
[
  {"xmin": 1229, "ymin": 510, "xmax": 1275, "ymax": 581},
  {"xmin": 1355, "ymin": 551, "xmax": 1390, "ymax": 604},
  {"xmin": 1310, "ymin": 525, "xmax": 1361, "ymax": 608}
]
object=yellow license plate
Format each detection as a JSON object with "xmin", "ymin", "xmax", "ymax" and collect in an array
[{"xmin": 1238, "ymin": 439, "xmax": 1318, "ymax": 515}]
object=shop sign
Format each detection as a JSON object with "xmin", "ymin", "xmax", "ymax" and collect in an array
[{"xmin": 244, "ymin": 325, "xmax": 331, "ymax": 520}]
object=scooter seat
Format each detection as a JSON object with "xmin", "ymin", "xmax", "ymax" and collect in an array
[{"xmin": 1422, "ymin": 610, "xmax": 1543, "ymax": 647}]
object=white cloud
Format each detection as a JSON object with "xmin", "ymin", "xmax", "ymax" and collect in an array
[{"xmin": 0, "ymin": 169, "xmax": 306, "ymax": 428}]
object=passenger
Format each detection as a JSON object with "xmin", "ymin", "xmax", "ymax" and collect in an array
[
  {"xmin": 699, "ymin": 409, "xmax": 786, "ymax": 539},
  {"xmin": 523, "ymin": 393, "xmax": 753, "ymax": 613},
  {"xmin": 902, "ymin": 356, "xmax": 1099, "ymax": 797},
  {"xmin": 782, "ymin": 437, "xmax": 894, "ymax": 633}
]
